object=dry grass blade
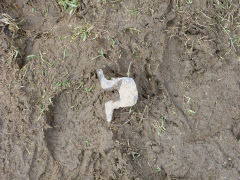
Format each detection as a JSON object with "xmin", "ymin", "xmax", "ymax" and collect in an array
[{"xmin": 0, "ymin": 13, "xmax": 19, "ymax": 35}]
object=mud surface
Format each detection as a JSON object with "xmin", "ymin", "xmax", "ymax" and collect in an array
[{"xmin": 0, "ymin": 0, "xmax": 240, "ymax": 179}]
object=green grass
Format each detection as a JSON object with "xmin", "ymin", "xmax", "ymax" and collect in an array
[
  {"xmin": 42, "ymin": 9, "xmax": 48, "ymax": 17},
  {"xmin": 58, "ymin": 0, "xmax": 79, "ymax": 14},
  {"xmin": 160, "ymin": 117, "xmax": 166, "ymax": 131},
  {"xmin": 84, "ymin": 138, "xmax": 90, "ymax": 146},
  {"xmin": 235, "ymin": 37, "xmax": 240, "ymax": 47},
  {"xmin": 26, "ymin": 54, "xmax": 36, "ymax": 60},
  {"xmin": 131, "ymin": 152, "xmax": 140, "ymax": 160},
  {"xmin": 10, "ymin": 46, "xmax": 20, "ymax": 64},
  {"xmin": 39, "ymin": 51, "xmax": 54, "ymax": 67},
  {"xmin": 127, "ymin": 61, "xmax": 132, "ymax": 77},
  {"xmin": 72, "ymin": 26, "xmax": 94, "ymax": 41},
  {"xmin": 127, "ymin": 9, "xmax": 140, "ymax": 16},
  {"xmin": 75, "ymin": 81, "xmax": 94, "ymax": 92},
  {"xmin": 128, "ymin": 27, "xmax": 141, "ymax": 34},
  {"xmin": 55, "ymin": 79, "xmax": 71, "ymax": 88},
  {"xmin": 185, "ymin": 0, "xmax": 193, "ymax": 4},
  {"xmin": 110, "ymin": 38, "xmax": 116, "ymax": 48},
  {"xmin": 156, "ymin": 166, "xmax": 162, "ymax": 173},
  {"xmin": 91, "ymin": 49, "xmax": 104, "ymax": 60},
  {"xmin": 37, "ymin": 104, "xmax": 46, "ymax": 121},
  {"xmin": 62, "ymin": 48, "xmax": 67, "ymax": 61},
  {"xmin": 76, "ymin": 81, "xmax": 84, "ymax": 89},
  {"xmin": 86, "ymin": 86, "xmax": 93, "ymax": 92},
  {"xmin": 42, "ymin": 68, "xmax": 46, "ymax": 77},
  {"xmin": 153, "ymin": 117, "xmax": 167, "ymax": 136},
  {"xmin": 188, "ymin": 109, "xmax": 196, "ymax": 115}
]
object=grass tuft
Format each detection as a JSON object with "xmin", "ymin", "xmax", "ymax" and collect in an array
[
  {"xmin": 72, "ymin": 25, "xmax": 94, "ymax": 41},
  {"xmin": 58, "ymin": 0, "xmax": 79, "ymax": 14}
]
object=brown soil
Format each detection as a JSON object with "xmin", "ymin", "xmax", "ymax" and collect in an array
[{"xmin": 0, "ymin": 0, "xmax": 240, "ymax": 179}]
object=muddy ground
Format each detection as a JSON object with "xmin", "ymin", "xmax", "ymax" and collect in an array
[{"xmin": 0, "ymin": 0, "xmax": 240, "ymax": 179}]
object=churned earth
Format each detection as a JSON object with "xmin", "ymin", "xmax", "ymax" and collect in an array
[{"xmin": 0, "ymin": 0, "xmax": 240, "ymax": 179}]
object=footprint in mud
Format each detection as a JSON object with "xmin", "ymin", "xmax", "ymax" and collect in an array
[{"xmin": 44, "ymin": 89, "xmax": 117, "ymax": 179}]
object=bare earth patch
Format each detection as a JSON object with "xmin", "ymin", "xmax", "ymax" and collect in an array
[{"xmin": 0, "ymin": 0, "xmax": 240, "ymax": 179}]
